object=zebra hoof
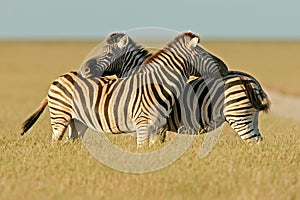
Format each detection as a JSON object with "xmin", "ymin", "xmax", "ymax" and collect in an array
[
  {"xmin": 137, "ymin": 140, "xmax": 149, "ymax": 148},
  {"xmin": 150, "ymin": 135, "xmax": 158, "ymax": 146},
  {"xmin": 51, "ymin": 139, "xmax": 60, "ymax": 145},
  {"xmin": 247, "ymin": 135, "xmax": 263, "ymax": 144}
]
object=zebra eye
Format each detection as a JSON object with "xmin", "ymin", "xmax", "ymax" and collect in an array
[{"xmin": 107, "ymin": 52, "xmax": 113, "ymax": 57}]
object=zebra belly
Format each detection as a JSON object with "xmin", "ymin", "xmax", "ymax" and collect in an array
[
  {"xmin": 72, "ymin": 111, "xmax": 136, "ymax": 134},
  {"xmin": 73, "ymin": 89, "xmax": 138, "ymax": 134}
]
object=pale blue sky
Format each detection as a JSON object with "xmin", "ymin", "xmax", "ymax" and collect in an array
[{"xmin": 0, "ymin": 0, "xmax": 299, "ymax": 40}]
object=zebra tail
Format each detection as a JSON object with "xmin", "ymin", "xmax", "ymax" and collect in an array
[
  {"xmin": 21, "ymin": 98, "xmax": 48, "ymax": 135},
  {"xmin": 241, "ymin": 77, "xmax": 271, "ymax": 113}
]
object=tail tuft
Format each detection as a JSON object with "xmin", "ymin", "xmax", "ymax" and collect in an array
[
  {"xmin": 21, "ymin": 98, "xmax": 48, "ymax": 135},
  {"xmin": 241, "ymin": 77, "xmax": 271, "ymax": 113}
]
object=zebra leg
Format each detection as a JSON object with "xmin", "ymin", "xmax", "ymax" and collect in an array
[
  {"xmin": 136, "ymin": 126, "xmax": 150, "ymax": 147},
  {"xmin": 66, "ymin": 119, "xmax": 88, "ymax": 140},
  {"xmin": 207, "ymin": 117, "xmax": 224, "ymax": 132},
  {"xmin": 74, "ymin": 119, "xmax": 88, "ymax": 138},
  {"xmin": 50, "ymin": 115, "xmax": 71, "ymax": 143},
  {"xmin": 159, "ymin": 126, "xmax": 168, "ymax": 143},
  {"xmin": 51, "ymin": 124, "xmax": 68, "ymax": 143},
  {"xmin": 149, "ymin": 127, "xmax": 166, "ymax": 145},
  {"xmin": 135, "ymin": 118, "xmax": 166, "ymax": 146},
  {"xmin": 67, "ymin": 120, "xmax": 78, "ymax": 140}
]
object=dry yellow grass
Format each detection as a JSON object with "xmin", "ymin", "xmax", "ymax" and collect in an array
[
  {"xmin": 201, "ymin": 41, "xmax": 300, "ymax": 96},
  {"xmin": 0, "ymin": 41, "xmax": 299, "ymax": 200}
]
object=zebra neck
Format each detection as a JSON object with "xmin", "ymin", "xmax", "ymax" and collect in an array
[
  {"xmin": 120, "ymin": 48, "xmax": 151, "ymax": 77},
  {"xmin": 139, "ymin": 62, "xmax": 188, "ymax": 99}
]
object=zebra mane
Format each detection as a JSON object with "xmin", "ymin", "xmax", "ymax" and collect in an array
[
  {"xmin": 143, "ymin": 32, "xmax": 200, "ymax": 65},
  {"xmin": 103, "ymin": 46, "xmax": 151, "ymax": 77},
  {"xmin": 103, "ymin": 34, "xmax": 152, "ymax": 77},
  {"xmin": 239, "ymin": 75, "xmax": 271, "ymax": 112},
  {"xmin": 142, "ymin": 49, "xmax": 165, "ymax": 64}
]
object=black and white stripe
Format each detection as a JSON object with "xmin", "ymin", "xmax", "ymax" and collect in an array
[
  {"xmin": 22, "ymin": 32, "xmax": 225, "ymax": 146},
  {"xmin": 21, "ymin": 33, "xmax": 152, "ymax": 141},
  {"xmin": 166, "ymin": 71, "xmax": 270, "ymax": 142}
]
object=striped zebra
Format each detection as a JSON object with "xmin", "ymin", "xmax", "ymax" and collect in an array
[
  {"xmin": 79, "ymin": 32, "xmax": 228, "ymax": 140},
  {"xmin": 20, "ymin": 32, "xmax": 152, "ymax": 141},
  {"xmin": 82, "ymin": 35, "xmax": 269, "ymax": 142},
  {"xmin": 166, "ymin": 70, "xmax": 270, "ymax": 142},
  {"xmin": 22, "ymin": 31, "xmax": 226, "ymax": 146}
]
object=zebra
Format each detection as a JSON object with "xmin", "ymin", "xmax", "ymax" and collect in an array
[
  {"xmin": 21, "ymin": 31, "xmax": 226, "ymax": 146},
  {"xmin": 82, "ymin": 35, "xmax": 269, "ymax": 142},
  {"xmin": 82, "ymin": 32, "xmax": 151, "ymax": 78},
  {"xmin": 79, "ymin": 32, "xmax": 228, "ymax": 140},
  {"xmin": 22, "ymin": 32, "xmax": 152, "ymax": 141},
  {"xmin": 21, "ymin": 69, "xmax": 270, "ymax": 144},
  {"xmin": 165, "ymin": 70, "xmax": 270, "ymax": 142}
]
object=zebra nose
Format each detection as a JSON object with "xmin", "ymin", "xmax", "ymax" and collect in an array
[
  {"xmin": 80, "ymin": 66, "xmax": 90, "ymax": 78},
  {"xmin": 84, "ymin": 66, "xmax": 90, "ymax": 74},
  {"xmin": 82, "ymin": 58, "xmax": 99, "ymax": 77}
]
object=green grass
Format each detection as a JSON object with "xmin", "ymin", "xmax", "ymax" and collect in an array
[{"xmin": 0, "ymin": 41, "xmax": 300, "ymax": 199}]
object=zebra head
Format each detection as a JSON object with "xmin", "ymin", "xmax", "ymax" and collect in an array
[
  {"xmin": 80, "ymin": 33, "xmax": 131, "ymax": 78},
  {"xmin": 164, "ymin": 31, "xmax": 228, "ymax": 79},
  {"xmin": 223, "ymin": 73, "xmax": 270, "ymax": 143},
  {"xmin": 192, "ymin": 43, "xmax": 230, "ymax": 78}
]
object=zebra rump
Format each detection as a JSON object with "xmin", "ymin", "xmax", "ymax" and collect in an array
[{"xmin": 166, "ymin": 70, "xmax": 270, "ymax": 142}]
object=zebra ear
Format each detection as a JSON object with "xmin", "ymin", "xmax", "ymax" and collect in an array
[
  {"xmin": 188, "ymin": 37, "xmax": 199, "ymax": 49},
  {"xmin": 117, "ymin": 35, "xmax": 129, "ymax": 49}
]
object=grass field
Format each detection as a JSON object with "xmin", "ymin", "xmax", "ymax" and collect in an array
[{"xmin": 0, "ymin": 41, "xmax": 300, "ymax": 199}]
